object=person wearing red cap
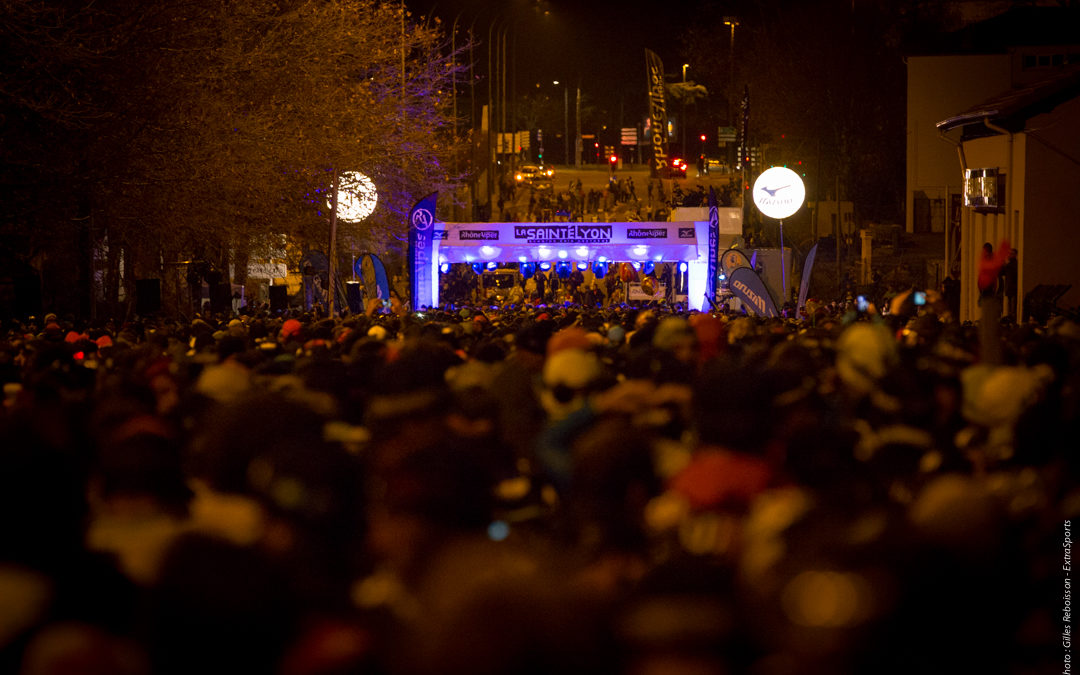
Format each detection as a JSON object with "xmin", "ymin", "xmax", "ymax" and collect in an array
[
  {"xmin": 977, "ymin": 240, "xmax": 1010, "ymax": 364},
  {"xmin": 280, "ymin": 318, "xmax": 303, "ymax": 343}
]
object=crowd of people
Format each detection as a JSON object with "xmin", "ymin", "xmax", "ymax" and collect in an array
[
  {"xmin": 0, "ymin": 294, "xmax": 1075, "ymax": 674},
  {"xmin": 491, "ymin": 173, "xmax": 740, "ymax": 224}
]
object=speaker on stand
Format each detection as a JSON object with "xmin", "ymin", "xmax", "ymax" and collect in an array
[{"xmin": 269, "ymin": 284, "xmax": 288, "ymax": 313}]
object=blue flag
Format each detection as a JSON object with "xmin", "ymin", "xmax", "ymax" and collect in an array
[
  {"xmin": 356, "ymin": 253, "xmax": 391, "ymax": 301},
  {"xmin": 729, "ymin": 266, "xmax": 779, "ymax": 318},
  {"xmin": 706, "ymin": 187, "xmax": 720, "ymax": 307},
  {"xmin": 408, "ymin": 192, "xmax": 438, "ymax": 310}
]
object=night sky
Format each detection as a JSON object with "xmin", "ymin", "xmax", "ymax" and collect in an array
[{"xmin": 409, "ymin": 0, "xmax": 708, "ymax": 107}]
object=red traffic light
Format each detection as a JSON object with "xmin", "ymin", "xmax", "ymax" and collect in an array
[
  {"xmin": 609, "ymin": 155, "xmax": 617, "ymax": 163},
  {"xmin": 700, "ymin": 134, "xmax": 706, "ymax": 141}
]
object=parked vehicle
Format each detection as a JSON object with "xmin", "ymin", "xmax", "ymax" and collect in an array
[{"xmin": 514, "ymin": 164, "xmax": 555, "ymax": 189}]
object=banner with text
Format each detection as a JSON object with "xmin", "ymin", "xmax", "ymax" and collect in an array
[
  {"xmin": 645, "ymin": 49, "xmax": 670, "ymax": 179},
  {"xmin": 437, "ymin": 221, "xmax": 700, "ymax": 263},
  {"xmin": 408, "ymin": 192, "xmax": 438, "ymax": 310},
  {"xmin": 706, "ymin": 188, "xmax": 720, "ymax": 307},
  {"xmin": 729, "ymin": 265, "xmax": 779, "ymax": 318}
]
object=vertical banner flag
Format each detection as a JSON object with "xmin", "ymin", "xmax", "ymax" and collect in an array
[
  {"xmin": 721, "ymin": 248, "xmax": 754, "ymax": 278},
  {"xmin": 408, "ymin": 192, "xmax": 438, "ymax": 310},
  {"xmin": 706, "ymin": 187, "xmax": 720, "ymax": 306},
  {"xmin": 645, "ymin": 49, "xmax": 669, "ymax": 179},
  {"xmin": 798, "ymin": 242, "xmax": 819, "ymax": 312},
  {"xmin": 358, "ymin": 253, "xmax": 391, "ymax": 301},
  {"xmin": 728, "ymin": 266, "xmax": 779, "ymax": 318}
]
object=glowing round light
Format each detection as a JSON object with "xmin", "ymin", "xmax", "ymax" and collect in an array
[
  {"xmin": 557, "ymin": 250, "xmax": 568, "ymax": 259},
  {"xmin": 598, "ymin": 256, "xmax": 608, "ymax": 263},
  {"xmin": 539, "ymin": 262, "xmax": 551, "ymax": 270},
  {"xmin": 334, "ymin": 171, "xmax": 378, "ymax": 222},
  {"xmin": 440, "ymin": 263, "xmax": 450, "ymax": 274},
  {"xmin": 480, "ymin": 245, "xmax": 497, "ymax": 258},
  {"xmin": 633, "ymin": 245, "xmax": 648, "ymax": 257},
  {"xmin": 752, "ymin": 166, "xmax": 805, "ymax": 220},
  {"xmin": 486, "ymin": 261, "xmax": 498, "ymax": 270},
  {"xmin": 518, "ymin": 256, "xmax": 528, "ymax": 263},
  {"xmin": 679, "ymin": 262, "xmax": 688, "ymax": 273},
  {"xmin": 575, "ymin": 246, "xmax": 589, "ymax": 258},
  {"xmin": 577, "ymin": 262, "xmax": 588, "ymax": 271},
  {"xmin": 631, "ymin": 262, "xmax": 641, "ymax": 270}
]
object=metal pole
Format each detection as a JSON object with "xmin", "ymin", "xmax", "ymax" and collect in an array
[
  {"xmin": 328, "ymin": 169, "xmax": 339, "ymax": 317},
  {"xmin": 575, "ymin": 84, "xmax": 582, "ymax": 169},
  {"xmin": 487, "ymin": 18, "xmax": 498, "ymax": 218},
  {"xmin": 563, "ymin": 85, "xmax": 569, "ymax": 166},
  {"xmin": 779, "ymin": 218, "xmax": 786, "ymax": 307},
  {"xmin": 836, "ymin": 174, "xmax": 841, "ymax": 297}
]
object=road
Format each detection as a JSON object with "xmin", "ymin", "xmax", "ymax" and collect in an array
[{"xmin": 499, "ymin": 162, "xmax": 743, "ymax": 222}]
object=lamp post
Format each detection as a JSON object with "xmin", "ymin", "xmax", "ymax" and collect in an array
[
  {"xmin": 557, "ymin": 80, "xmax": 569, "ymax": 167},
  {"xmin": 681, "ymin": 63, "xmax": 689, "ymax": 159},
  {"xmin": 724, "ymin": 17, "xmax": 738, "ymax": 170}
]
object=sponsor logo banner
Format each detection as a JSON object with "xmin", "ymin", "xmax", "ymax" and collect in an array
[
  {"xmin": 627, "ymin": 227, "xmax": 669, "ymax": 239},
  {"xmin": 706, "ymin": 188, "xmax": 720, "ymax": 305},
  {"xmin": 729, "ymin": 266, "xmax": 779, "ymax": 318},
  {"xmin": 459, "ymin": 230, "xmax": 500, "ymax": 241},
  {"xmin": 513, "ymin": 224, "xmax": 612, "ymax": 244},
  {"xmin": 646, "ymin": 49, "xmax": 669, "ymax": 178},
  {"xmin": 678, "ymin": 227, "xmax": 696, "ymax": 239},
  {"xmin": 721, "ymin": 248, "xmax": 753, "ymax": 277},
  {"xmin": 408, "ymin": 192, "xmax": 438, "ymax": 310}
]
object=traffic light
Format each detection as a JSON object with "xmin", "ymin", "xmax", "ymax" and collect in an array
[
  {"xmin": 700, "ymin": 134, "xmax": 706, "ymax": 142},
  {"xmin": 609, "ymin": 155, "xmax": 617, "ymax": 164}
]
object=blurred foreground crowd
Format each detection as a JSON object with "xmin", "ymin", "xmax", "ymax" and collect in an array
[{"xmin": 1, "ymin": 299, "xmax": 1076, "ymax": 674}]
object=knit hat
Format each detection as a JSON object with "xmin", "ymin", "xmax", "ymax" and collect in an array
[
  {"xmin": 542, "ymin": 348, "xmax": 601, "ymax": 391},
  {"xmin": 280, "ymin": 319, "xmax": 303, "ymax": 340},
  {"xmin": 546, "ymin": 326, "xmax": 591, "ymax": 356}
]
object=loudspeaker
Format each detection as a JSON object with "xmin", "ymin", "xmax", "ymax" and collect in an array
[
  {"xmin": 135, "ymin": 278, "xmax": 161, "ymax": 315},
  {"xmin": 269, "ymin": 284, "xmax": 288, "ymax": 313},
  {"xmin": 346, "ymin": 282, "xmax": 363, "ymax": 314},
  {"xmin": 209, "ymin": 282, "xmax": 232, "ymax": 314}
]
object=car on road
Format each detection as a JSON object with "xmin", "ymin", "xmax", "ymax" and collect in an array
[
  {"xmin": 667, "ymin": 157, "xmax": 688, "ymax": 178},
  {"xmin": 705, "ymin": 157, "xmax": 730, "ymax": 173},
  {"xmin": 515, "ymin": 164, "xmax": 554, "ymax": 189}
]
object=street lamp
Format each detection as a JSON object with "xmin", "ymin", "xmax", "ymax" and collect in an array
[
  {"xmin": 724, "ymin": 17, "xmax": 739, "ymax": 171},
  {"xmin": 681, "ymin": 63, "xmax": 689, "ymax": 158}
]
